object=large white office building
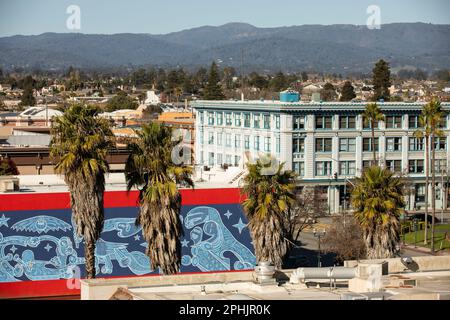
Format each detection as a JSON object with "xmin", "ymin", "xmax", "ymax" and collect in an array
[{"xmin": 192, "ymin": 96, "xmax": 450, "ymax": 214}]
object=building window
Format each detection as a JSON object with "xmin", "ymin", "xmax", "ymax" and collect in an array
[
  {"xmin": 315, "ymin": 138, "xmax": 332, "ymax": 152},
  {"xmin": 200, "ymin": 130, "xmax": 204, "ymax": 145},
  {"xmin": 339, "ymin": 138, "xmax": 356, "ymax": 152},
  {"xmin": 217, "ymin": 132, "xmax": 223, "ymax": 146},
  {"xmin": 415, "ymin": 184, "xmax": 426, "ymax": 203},
  {"xmin": 339, "ymin": 161, "xmax": 356, "ymax": 176},
  {"xmin": 254, "ymin": 136, "xmax": 260, "ymax": 151},
  {"xmin": 217, "ymin": 153, "xmax": 223, "ymax": 165},
  {"xmin": 234, "ymin": 155, "xmax": 240, "ymax": 166},
  {"xmin": 363, "ymin": 137, "xmax": 379, "ymax": 152},
  {"xmin": 244, "ymin": 135, "xmax": 250, "ymax": 150},
  {"xmin": 225, "ymin": 133, "xmax": 231, "ymax": 147},
  {"xmin": 385, "ymin": 116, "xmax": 402, "ymax": 129},
  {"xmin": 217, "ymin": 112, "xmax": 223, "ymax": 125},
  {"xmin": 208, "ymin": 152, "xmax": 215, "ymax": 166},
  {"xmin": 386, "ymin": 137, "xmax": 402, "ymax": 152},
  {"xmin": 263, "ymin": 114, "xmax": 270, "ymax": 129},
  {"xmin": 293, "ymin": 116, "xmax": 305, "ymax": 130},
  {"xmin": 225, "ymin": 154, "xmax": 232, "ymax": 165},
  {"xmin": 315, "ymin": 115, "xmax": 332, "ymax": 130},
  {"xmin": 225, "ymin": 113, "xmax": 232, "ymax": 126},
  {"xmin": 438, "ymin": 117, "xmax": 447, "ymax": 129},
  {"xmin": 409, "ymin": 159, "xmax": 424, "ymax": 174},
  {"xmin": 207, "ymin": 112, "xmax": 215, "ymax": 125},
  {"xmin": 435, "ymin": 159, "xmax": 447, "ymax": 173},
  {"xmin": 409, "ymin": 137, "xmax": 424, "ymax": 151},
  {"xmin": 315, "ymin": 161, "xmax": 332, "ymax": 176},
  {"xmin": 434, "ymin": 137, "xmax": 446, "ymax": 151},
  {"xmin": 234, "ymin": 113, "xmax": 241, "ymax": 127},
  {"xmin": 244, "ymin": 113, "xmax": 251, "ymax": 127},
  {"xmin": 293, "ymin": 137, "xmax": 305, "ymax": 153},
  {"xmin": 408, "ymin": 115, "xmax": 420, "ymax": 129},
  {"xmin": 234, "ymin": 134, "xmax": 241, "ymax": 148},
  {"xmin": 275, "ymin": 115, "xmax": 280, "ymax": 129},
  {"xmin": 276, "ymin": 136, "xmax": 280, "ymax": 154},
  {"xmin": 339, "ymin": 116, "xmax": 356, "ymax": 129},
  {"xmin": 293, "ymin": 162, "xmax": 305, "ymax": 177},
  {"xmin": 264, "ymin": 137, "xmax": 271, "ymax": 152},
  {"xmin": 363, "ymin": 116, "xmax": 379, "ymax": 130},
  {"xmin": 362, "ymin": 160, "xmax": 371, "ymax": 171},
  {"xmin": 199, "ymin": 111, "xmax": 204, "ymax": 124},
  {"xmin": 386, "ymin": 160, "xmax": 402, "ymax": 173},
  {"xmin": 254, "ymin": 114, "xmax": 260, "ymax": 128},
  {"xmin": 208, "ymin": 132, "xmax": 214, "ymax": 145}
]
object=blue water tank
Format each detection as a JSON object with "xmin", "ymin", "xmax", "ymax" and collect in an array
[{"xmin": 280, "ymin": 90, "xmax": 300, "ymax": 102}]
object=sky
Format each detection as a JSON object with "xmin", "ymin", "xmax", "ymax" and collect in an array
[{"xmin": 0, "ymin": 0, "xmax": 449, "ymax": 37}]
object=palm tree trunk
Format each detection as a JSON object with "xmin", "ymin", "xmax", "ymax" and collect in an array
[
  {"xmin": 431, "ymin": 134, "xmax": 436, "ymax": 253},
  {"xmin": 84, "ymin": 239, "xmax": 96, "ymax": 279},
  {"xmin": 371, "ymin": 120, "xmax": 376, "ymax": 166},
  {"xmin": 424, "ymin": 135, "xmax": 429, "ymax": 244}
]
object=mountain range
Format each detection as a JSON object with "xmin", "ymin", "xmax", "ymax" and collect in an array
[{"xmin": 0, "ymin": 22, "xmax": 449, "ymax": 73}]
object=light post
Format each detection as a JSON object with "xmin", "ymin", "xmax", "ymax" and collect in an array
[
  {"xmin": 313, "ymin": 228, "xmax": 326, "ymax": 267},
  {"xmin": 413, "ymin": 218, "xmax": 419, "ymax": 248}
]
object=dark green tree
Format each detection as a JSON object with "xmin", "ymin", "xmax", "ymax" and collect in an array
[
  {"xmin": 0, "ymin": 158, "xmax": 19, "ymax": 176},
  {"xmin": 106, "ymin": 90, "xmax": 138, "ymax": 112},
  {"xmin": 19, "ymin": 86, "xmax": 36, "ymax": 107},
  {"xmin": 301, "ymin": 71, "xmax": 308, "ymax": 82},
  {"xmin": 372, "ymin": 59, "xmax": 391, "ymax": 101},
  {"xmin": 340, "ymin": 81, "xmax": 356, "ymax": 101},
  {"xmin": 320, "ymin": 82, "xmax": 336, "ymax": 101},
  {"xmin": 203, "ymin": 62, "xmax": 225, "ymax": 100},
  {"xmin": 249, "ymin": 72, "xmax": 269, "ymax": 90},
  {"xmin": 269, "ymin": 72, "xmax": 288, "ymax": 92}
]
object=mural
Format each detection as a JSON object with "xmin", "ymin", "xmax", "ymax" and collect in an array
[{"xmin": 0, "ymin": 204, "xmax": 255, "ymax": 283}]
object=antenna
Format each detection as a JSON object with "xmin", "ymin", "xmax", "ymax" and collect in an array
[{"xmin": 240, "ymin": 48, "xmax": 245, "ymax": 101}]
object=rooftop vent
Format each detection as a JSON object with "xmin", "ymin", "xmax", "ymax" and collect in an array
[{"xmin": 0, "ymin": 176, "xmax": 19, "ymax": 192}]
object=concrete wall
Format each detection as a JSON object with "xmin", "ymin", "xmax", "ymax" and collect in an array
[{"xmin": 344, "ymin": 256, "xmax": 450, "ymax": 274}]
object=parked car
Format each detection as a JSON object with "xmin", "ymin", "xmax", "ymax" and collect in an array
[{"xmin": 406, "ymin": 213, "xmax": 440, "ymax": 224}]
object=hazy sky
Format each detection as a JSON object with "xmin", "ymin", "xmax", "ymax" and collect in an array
[{"xmin": 0, "ymin": 0, "xmax": 449, "ymax": 36}]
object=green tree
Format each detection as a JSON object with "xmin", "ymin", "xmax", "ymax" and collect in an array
[
  {"xmin": 372, "ymin": 59, "xmax": 391, "ymax": 101},
  {"xmin": 203, "ymin": 62, "xmax": 225, "ymax": 100},
  {"xmin": 269, "ymin": 72, "xmax": 288, "ymax": 92},
  {"xmin": 249, "ymin": 72, "xmax": 269, "ymax": 90},
  {"xmin": 19, "ymin": 86, "xmax": 36, "ymax": 107},
  {"xmin": 0, "ymin": 158, "xmax": 19, "ymax": 175},
  {"xmin": 106, "ymin": 90, "xmax": 138, "ymax": 112},
  {"xmin": 340, "ymin": 81, "xmax": 356, "ymax": 101},
  {"xmin": 125, "ymin": 123, "xmax": 194, "ymax": 274},
  {"xmin": 50, "ymin": 104, "xmax": 115, "ymax": 278},
  {"xmin": 301, "ymin": 71, "xmax": 308, "ymax": 82},
  {"xmin": 241, "ymin": 156, "xmax": 296, "ymax": 268},
  {"xmin": 351, "ymin": 166, "xmax": 405, "ymax": 259},
  {"xmin": 320, "ymin": 82, "xmax": 336, "ymax": 101},
  {"xmin": 362, "ymin": 103, "xmax": 385, "ymax": 165}
]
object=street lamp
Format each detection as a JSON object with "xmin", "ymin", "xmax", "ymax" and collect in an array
[
  {"xmin": 412, "ymin": 218, "xmax": 419, "ymax": 248},
  {"xmin": 313, "ymin": 228, "xmax": 326, "ymax": 267}
]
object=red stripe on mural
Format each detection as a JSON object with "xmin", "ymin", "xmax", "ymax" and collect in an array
[
  {"xmin": 0, "ymin": 188, "xmax": 246, "ymax": 211},
  {"xmin": 0, "ymin": 269, "xmax": 253, "ymax": 299}
]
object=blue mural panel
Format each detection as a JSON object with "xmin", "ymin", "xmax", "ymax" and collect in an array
[{"xmin": 0, "ymin": 205, "xmax": 255, "ymax": 283}]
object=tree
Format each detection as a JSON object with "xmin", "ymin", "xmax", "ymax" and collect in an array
[
  {"xmin": 249, "ymin": 72, "xmax": 269, "ymax": 91},
  {"xmin": 351, "ymin": 166, "xmax": 405, "ymax": 259},
  {"xmin": 19, "ymin": 86, "xmax": 36, "ymax": 107},
  {"xmin": 241, "ymin": 156, "xmax": 296, "ymax": 268},
  {"xmin": 106, "ymin": 90, "xmax": 138, "ymax": 112},
  {"xmin": 320, "ymin": 82, "xmax": 336, "ymax": 101},
  {"xmin": 372, "ymin": 59, "xmax": 391, "ymax": 101},
  {"xmin": 125, "ymin": 122, "xmax": 194, "ymax": 274},
  {"xmin": 301, "ymin": 71, "xmax": 308, "ymax": 82},
  {"xmin": 362, "ymin": 103, "xmax": 385, "ymax": 165},
  {"xmin": 340, "ymin": 81, "xmax": 356, "ymax": 101},
  {"xmin": 0, "ymin": 158, "xmax": 19, "ymax": 175},
  {"xmin": 269, "ymin": 72, "xmax": 288, "ymax": 92},
  {"xmin": 415, "ymin": 98, "xmax": 444, "ymax": 252},
  {"xmin": 50, "ymin": 104, "xmax": 115, "ymax": 278},
  {"xmin": 203, "ymin": 62, "xmax": 225, "ymax": 100},
  {"xmin": 322, "ymin": 216, "xmax": 366, "ymax": 264}
]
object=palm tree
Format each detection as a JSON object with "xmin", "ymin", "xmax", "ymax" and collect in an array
[
  {"xmin": 241, "ymin": 156, "xmax": 296, "ymax": 269},
  {"xmin": 362, "ymin": 103, "xmax": 385, "ymax": 166},
  {"xmin": 351, "ymin": 166, "xmax": 405, "ymax": 259},
  {"xmin": 51, "ymin": 104, "xmax": 114, "ymax": 278},
  {"xmin": 420, "ymin": 99, "xmax": 444, "ymax": 252},
  {"xmin": 125, "ymin": 122, "xmax": 193, "ymax": 275}
]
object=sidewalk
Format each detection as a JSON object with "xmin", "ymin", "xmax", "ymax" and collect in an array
[{"xmin": 401, "ymin": 243, "xmax": 450, "ymax": 256}]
